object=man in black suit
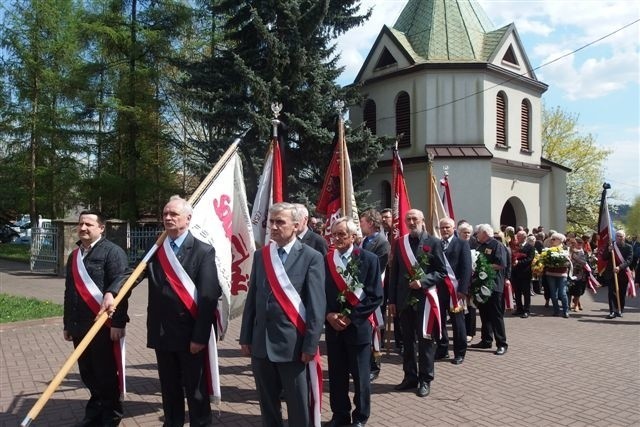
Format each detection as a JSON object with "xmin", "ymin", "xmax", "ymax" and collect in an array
[
  {"xmin": 64, "ymin": 210, "xmax": 129, "ymax": 427},
  {"xmin": 602, "ymin": 229, "xmax": 633, "ymax": 318},
  {"xmin": 435, "ymin": 217, "xmax": 471, "ymax": 365},
  {"xmin": 324, "ymin": 217, "xmax": 383, "ymax": 427},
  {"xmin": 469, "ymin": 224, "xmax": 509, "ymax": 356},
  {"xmin": 295, "ymin": 203, "xmax": 328, "ymax": 255},
  {"xmin": 388, "ymin": 209, "xmax": 446, "ymax": 397},
  {"xmin": 145, "ymin": 196, "xmax": 221, "ymax": 426},
  {"xmin": 240, "ymin": 202, "xmax": 326, "ymax": 427},
  {"xmin": 511, "ymin": 230, "xmax": 535, "ymax": 318},
  {"xmin": 359, "ymin": 209, "xmax": 390, "ymax": 380}
]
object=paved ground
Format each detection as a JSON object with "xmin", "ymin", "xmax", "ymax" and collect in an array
[{"xmin": 1, "ymin": 259, "xmax": 639, "ymax": 427}]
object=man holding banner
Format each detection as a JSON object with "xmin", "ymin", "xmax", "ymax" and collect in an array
[
  {"xmin": 240, "ymin": 202, "xmax": 325, "ymax": 427},
  {"xmin": 388, "ymin": 209, "xmax": 446, "ymax": 398},
  {"xmin": 602, "ymin": 230, "xmax": 633, "ymax": 318},
  {"xmin": 64, "ymin": 210, "xmax": 129, "ymax": 427},
  {"xmin": 145, "ymin": 196, "xmax": 221, "ymax": 427}
]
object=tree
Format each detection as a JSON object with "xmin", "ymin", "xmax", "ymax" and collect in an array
[
  {"xmin": 542, "ymin": 106, "xmax": 612, "ymax": 233},
  {"xmin": 172, "ymin": 0, "xmax": 389, "ymax": 209},
  {"xmin": 624, "ymin": 197, "xmax": 640, "ymax": 238}
]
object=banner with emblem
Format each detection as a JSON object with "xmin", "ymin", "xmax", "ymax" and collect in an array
[{"xmin": 190, "ymin": 148, "xmax": 255, "ymax": 338}]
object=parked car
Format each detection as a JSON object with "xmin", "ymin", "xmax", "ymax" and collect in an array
[
  {"xmin": 18, "ymin": 218, "xmax": 52, "ymax": 244},
  {"xmin": 0, "ymin": 224, "xmax": 20, "ymax": 243}
]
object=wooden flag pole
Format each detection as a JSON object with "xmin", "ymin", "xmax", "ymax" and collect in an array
[
  {"xmin": 21, "ymin": 139, "xmax": 241, "ymax": 427},
  {"xmin": 610, "ymin": 245, "xmax": 622, "ymax": 314}
]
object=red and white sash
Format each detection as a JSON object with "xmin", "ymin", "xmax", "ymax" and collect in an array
[
  {"xmin": 70, "ymin": 248, "xmax": 126, "ymax": 396},
  {"xmin": 503, "ymin": 279, "xmax": 514, "ymax": 310},
  {"xmin": 398, "ymin": 235, "xmax": 441, "ymax": 339},
  {"xmin": 263, "ymin": 242, "xmax": 322, "ymax": 427},
  {"xmin": 326, "ymin": 249, "xmax": 380, "ymax": 351},
  {"xmin": 156, "ymin": 239, "xmax": 221, "ymax": 404},
  {"xmin": 443, "ymin": 255, "xmax": 462, "ymax": 312}
]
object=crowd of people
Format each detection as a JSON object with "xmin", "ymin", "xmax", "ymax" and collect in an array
[{"xmin": 63, "ymin": 200, "xmax": 639, "ymax": 427}]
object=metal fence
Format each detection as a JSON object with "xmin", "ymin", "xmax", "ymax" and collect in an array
[
  {"xmin": 127, "ymin": 226, "xmax": 163, "ymax": 266},
  {"xmin": 30, "ymin": 224, "xmax": 58, "ymax": 274}
]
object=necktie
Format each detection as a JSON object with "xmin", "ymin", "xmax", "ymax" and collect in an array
[
  {"xmin": 278, "ymin": 247, "xmax": 287, "ymax": 264},
  {"xmin": 341, "ymin": 255, "xmax": 349, "ymax": 265},
  {"xmin": 170, "ymin": 240, "xmax": 179, "ymax": 254},
  {"xmin": 442, "ymin": 239, "xmax": 448, "ymax": 251}
]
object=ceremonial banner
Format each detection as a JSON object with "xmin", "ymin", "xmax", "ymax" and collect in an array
[
  {"xmin": 440, "ymin": 173, "xmax": 455, "ymax": 222},
  {"xmin": 427, "ymin": 163, "xmax": 447, "ymax": 238},
  {"xmin": 316, "ymin": 116, "xmax": 359, "ymax": 242},
  {"xmin": 190, "ymin": 151, "xmax": 255, "ymax": 337},
  {"xmin": 251, "ymin": 137, "xmax": 284, "ymax": 247},
  {"xmin": 596, "ymin": 186, "xmax": 612, "ymax": 274},
  {"xmin": 392, "ymin": 147, "xmax": 411, "ymax": 241}
]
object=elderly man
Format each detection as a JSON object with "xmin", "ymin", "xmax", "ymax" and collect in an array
[
  {"xmin": 240, "ymin": 202, "xmax": 326, "ymax": 427},
  {"xmin": 388, "ymin": 209, "xmax": 446, "ymax": 397},
  {"xmin": 469, "ymin": 224, "xmax": 509, "ymax": 355},
  {"xmin": 511, "ymin": 230, "xmax": 535, "ymax": 318},
  {"xmin": 324, "ymin": 217, "xmax": 383, "ymax": 427},
  {"xmin": 294, "ymin": 203, "xmax": 328, "ymax": 255},
  {"xmin": 602, "ymin": 229, "xmax": 633, "ymax": 318},
  {"xmin": 435, "ymin": 217, "xmax": 471, "ymax": 365}
]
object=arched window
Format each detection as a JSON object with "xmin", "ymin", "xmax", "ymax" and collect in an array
[
  {"xmin": 496, "ymin": 91, "xmax": 507, "ymax": 148},
  {"xmin": 363, "ymin": 99, "xmax": 377, "ymax": 135},
  {"xmin": 395, "ymin": 91, "xmax": 411, "ymax": 147},
  {"xmin": 520, "ymin": 99, "xmax": 531, "ymax": 152}
]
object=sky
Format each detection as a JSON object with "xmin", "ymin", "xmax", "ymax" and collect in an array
[{"xmin": 334, "ymin": 0, "xmax": 640, "ymax": 204}]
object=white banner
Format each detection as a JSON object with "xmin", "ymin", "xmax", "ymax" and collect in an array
[{"xmin": 190, "ymin": 152, "xmax": 255, "ymax": 338}]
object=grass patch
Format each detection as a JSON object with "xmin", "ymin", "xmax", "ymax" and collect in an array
[
  {"xmin": 0, "ymin": 243, "xmax": 30, "ymax": 263},
  {"xmin": 0, "ymin": 293, "xmax": 63, "ymax": 323}
]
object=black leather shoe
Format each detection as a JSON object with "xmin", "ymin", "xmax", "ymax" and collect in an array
[
  {"xmin": 605, "ymin": 313, "xmax": 616, "ymax": 319},
  {"xmin": 495, "ymin": 346, "xmax": 507, "ymax": 356},
  {"xmin": 352, "ymin": 422, "xmax": 366, "ymax": 427},
  {"xmin": 451, "ymin": 356, "xmax": 464, "ymax": 365},
  {"xmin": 434, "ymin": 352, "xmax": 450, "ymax": 360},
  {"xmin": 394, "ymin": 378, "xmax": 418, "ymax": 391},
  {"xmin": 521, "ymin": 312, "xmax": 530, "ymax": 318},
  {"xmin": 416, "ymin": 381, "xmax": 430, "ymax": 397},
  {"xmin": 369, "ymin": 370, "xmax": 379, "ymax": 382},
  {"xmin": 469, "ymin": 341, "xmax": 492, "ymax": 349},
  {"xmin": 324, "ymin": 416, "xmax": 351, "ymax": 427}
]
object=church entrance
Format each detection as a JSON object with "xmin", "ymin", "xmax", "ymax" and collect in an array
[{"xmin": 500, "ymin": 197, "xmax": 526, "ymax": 228}]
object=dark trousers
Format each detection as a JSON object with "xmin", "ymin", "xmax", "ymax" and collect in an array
[
  {"xmin": 465, "ymin": 305, "xmax": 477, "ymax": 337},
  {"xmin": 326, "ymin": 333, "xmax": 371, "ymax": 424},
  {"xmin": 155, "ymin": 349, "xmax": 212, "ymax": 427},
  {"xmin": 74, "ymin": 327, "xmax": 122, "ymax": 426},
  {"xmin": 513, "ymin": 276, "xmax": 532, "ymax": 313},
  {"xmin": 436, "ymin": 287, "xmax": 466, "ymax": 358},
  {"xmin": 478, "ymin": 291, "xmax": 508, "ymax": 348},
  {"xmin": 251, "ymin": 356, "xmax": 311, "ymax": 427},
  {"xmin": 608, "ymin": 280, "xmax": 628, "ymax": 314},
  {"xmin": 399, "ymin": 306, "xmax": 435, "ymax": 383}
]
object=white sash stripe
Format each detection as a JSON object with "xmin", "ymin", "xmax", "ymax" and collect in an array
[
  {"xmin": 402, "ymin": 235, "xmax": 418, "ymax": 266},
  {"xmin": 75, "ymin": 250, "xmax": 103, "ymax": 306},
  {"xmin": 162, "ymin": 238, "xmax": 198, "ymax": 302},
  {"xmin": 331, "ymin": 250, "xmax": 364, "ymax": 300},
  {"xmin": 269, "ymin": 243, "xmax": 306, "ymax": 321}
]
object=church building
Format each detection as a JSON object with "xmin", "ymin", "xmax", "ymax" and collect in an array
[{"xmin": 350, "ymin": 0, "xmax": 569, "ymax": 230}]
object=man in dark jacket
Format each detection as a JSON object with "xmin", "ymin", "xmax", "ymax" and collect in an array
[
  {"xmin": 602, "ymin": 229, "xmax": 633, "ymax": 318},
  {"xmin": 324, "ymin": 217, "xmax": 383, "ymax": 427},
  {"xmin": 64, "ymin": 210, "xmax": 129, "ymax": 426},
  {"xmin": 435, "ymin": 217, "xmax": 471, "ymax": 365},
  {"xmin": 511, "ymin": 230, "xmax": 535, "ymax": 318}
]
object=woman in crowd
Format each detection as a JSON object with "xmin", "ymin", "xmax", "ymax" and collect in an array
[
  {"xmin": 569, "ymin": 237, "xmax": 588, "ymax": 311},
  {"xmin": 544, "ymin": 233, "xmax": 572, "ymax": 318}
]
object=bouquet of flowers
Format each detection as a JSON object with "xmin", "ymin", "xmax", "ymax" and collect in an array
[
  {"xmin": 469, "ymin": 249, "xmax": 496, "ymax": 305},
  {"xmin": 532, "ymin": 246, "xmax": 569, "ymax": 275},
  {"xmin": 336, "ymin": 248, "xmax": 363, "ymax": 316},
  {"xmin": 405, "ymin": 244, "xmax": 431, "ymax": 308}
]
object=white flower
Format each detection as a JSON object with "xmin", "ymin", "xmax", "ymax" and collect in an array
[
  {"xmin": 478, "ymin": 271, "xmax": 488, "ymax": 280},
  {"xmin": 480, "ymin": 285, "xmax": 491, "ymax": 296},
  {"xmin": 470, "ymin": 249, "xmax": 479, "ymax": 272}
]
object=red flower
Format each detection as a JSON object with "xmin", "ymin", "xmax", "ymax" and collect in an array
[
  {"xmin": 422, "ymin": 244, "xmax": 431, "ymax": 253},
  {"xmin": 353, "ymin": 247, "xmax": 361, "ymax": 257}
]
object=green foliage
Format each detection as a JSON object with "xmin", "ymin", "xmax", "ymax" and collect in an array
[
  {"xmin": 0, "ymin": 243, "xmax": 30, "ymax": 262},
  {"xmin": 0, "ymin": 293, "xmax": 63, "ymax": 323},
  {"xmin": 624, "ymin": 197, "xmax": 640, "ymax": 237},
  {"xmin": 542, "ymin": 106, "xmax": 612, "ymax": 234}
]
